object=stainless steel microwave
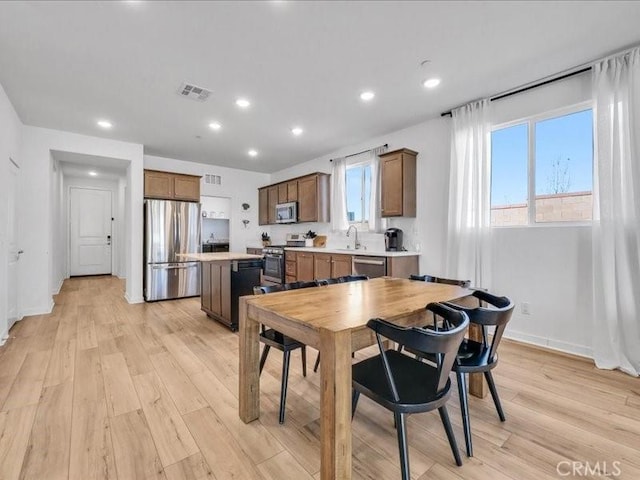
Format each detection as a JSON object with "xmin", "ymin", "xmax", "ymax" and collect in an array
[{"xmin": 276, "ymin": 201, "xmax": 297, "ymax": 223}]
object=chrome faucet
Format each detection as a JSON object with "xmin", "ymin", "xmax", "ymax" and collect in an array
[{"xmin": 346, "ymin": 225, "xmax": 361, "ymax": 250}]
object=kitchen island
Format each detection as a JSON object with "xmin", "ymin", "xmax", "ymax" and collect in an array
[{"xmin": 180, "ymin": 253, "xmax": 263, "ymax": 331}]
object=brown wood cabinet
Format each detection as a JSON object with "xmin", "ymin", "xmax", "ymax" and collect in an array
[
  {"xmin": 380, "ymin": 148, "xmax": 417, "ymax": 217},
  {"xmin": 331, "ymin": 254, "xmax": 353, "ymax": 277},
  {"xmin": 285, "ymin": 251, "xmax": 297, "ymax": 284},
  {"xmin": 144, "ymin": 169, "xmax": 201, "ymax": 202},
  {"xmin": 313, "ymin": 253, "xmax": 332, "ymax": 280},
  {"xmin": 257, "ymin": 172, "xmax": 330, "ymax": 225},
  {"xmin": 267, "ymin": 186, "xmax": 278, "ymax": 225},
  {"xmin": 258, "ymin": 188, "xmax": 269, "ymax": 225},
  {"xmin": 246, "ymin": 247, "xmax": 263, "ymax": 255},
  {"xmin": 201, "ymin": 261, "xmax": 231, "ymax": 325},
  {"xmin": 296, "ymin": 252, "xmax": 315, "ymax": 282},
  {"xmin": 287, "ymin": 181, "xmax": 298, "ymax": 202}
]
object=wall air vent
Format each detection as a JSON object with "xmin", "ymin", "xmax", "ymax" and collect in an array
[
  {"xmin": 177, "ymin": 82, "xmax": 212, "ymax": 102},
  {"xmin": 205, "ymin": 174, "xmax": 222, "ymax": 185}
]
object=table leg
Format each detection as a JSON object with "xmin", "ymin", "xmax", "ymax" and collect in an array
[
  {"xmin": 468, "ymin": 323, "xmax": 487, "ymax": 398},
  {"xmin": 239, "ymin": 297, "xmax": 261, "ymax": 422},
  {"xmin": 320, "ymin": 328, "xmax": 352, "ymax": 480}
]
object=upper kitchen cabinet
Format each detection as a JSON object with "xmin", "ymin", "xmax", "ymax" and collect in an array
[
  {"xmin": 380, "ymin": 148, "xmax": 417, "ymax": 217},
  {"xmin": 297, "ymin": 173, "xmax": 330, "ymax": 223},
  {"xmin": 258, "ymin": 188, "xmax": 269, "ymax": 225},
  {"xmin": 267, "ymin": 186, "xmax": 278, "ymax": 225},
  {"xmin": 257, "ymin": 172, "xmax": 330, "ymax": 225},
  {"xmin": 144, "ymin": 169, "xmax": 201, "ymax": 202}
]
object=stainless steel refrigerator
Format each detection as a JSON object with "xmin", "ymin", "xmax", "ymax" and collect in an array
[{"xmin": 144, "ymin": 199, "xmax": 201, "ymax": 301}]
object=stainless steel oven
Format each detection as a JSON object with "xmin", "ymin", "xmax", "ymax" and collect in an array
[{"xmin": 262, "ymin": 246, "xmax": 285, "ymax": 284}]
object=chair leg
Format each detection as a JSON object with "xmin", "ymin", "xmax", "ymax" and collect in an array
[
  {"xmin": 259, "ymin": 345, "xmax": 270, "ymax": 374},
  {"xmin": 301, "ymin": 346, "xmax": 307, "ymax": 378},
  {"xmin": 395, "ymin": 412, "xmax": 410, "ymax": 480},
  {"xmin": 313, "ymin": 352, "xmax": 321, "ymax": 373},
  {"xmin": 279, "ymin": 351, "xmax": 291, "ymax": 424},
  {"xmin": 456, "ymin": 371, "xmax": 473, "ymax": 457},
  {"xmin": 484, "ymin": 371, "xmax": 506, "ymax": 421},
  {"xmin": 351, "ymin": 390, "xmax": 360, "ymax": 419},
  {"xmin": 438, "ymin": 406, "xmax": 463, "ymax": 467}
]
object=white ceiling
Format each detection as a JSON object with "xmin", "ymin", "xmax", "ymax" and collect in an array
[
  {"xmin": 53, "ymin": 150, "xmax": 128, "ymax": 180},
  {"xmin": 1, "ymin": 1, "xmax": 640, "ymax": 173}
]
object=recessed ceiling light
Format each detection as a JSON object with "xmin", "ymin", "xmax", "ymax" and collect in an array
[
  {"xmin": 291, "ymin": 127, "xmax": 303, "ymax": 136},
  {"xmin": 236, "ymin": 98, "xmax": 251, "ymax": 108},
  {"xmin": 209, "ymin": 122, "xmax": 221, "ymax": 131},
  {"xmin": 423, "ymin": 78, "xmax": 441, "ymax": 89},
  {"xmin": 89, "ymin": 171, "xmax": 98, "ymax": 176},
  {"xmin": 360, "ymin": 91, "xmax": 375, "ymax": 101},
  {"xmin": 97, "ymin": 120, "xmax": 112, "ymax": 129},
  {"xmin": 248, "ymin": 149, "xmax": 258, "ymax": 157}
]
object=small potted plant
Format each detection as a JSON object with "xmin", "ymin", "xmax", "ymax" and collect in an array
[
  {"xmin": 261, "ymin": 232, "xmax": 271, "ymax": 247},
  {"xmin": 305, "ymin": 230, "xmax": 317, "ymax": 247}
]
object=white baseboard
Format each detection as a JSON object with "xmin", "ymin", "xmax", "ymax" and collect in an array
[
  {"xmin": 51, "ymin": 277, "xmax": 64, "ymax": 295},
  {"xmin": 20, "ymin": 298, "xmax": 56, "ymax": 318},
  {"xmin": 0, "ymin": 328, "xmax": 8, "ymax": 346},
  {"xmin": 125, "ymin": 293, "xmax": 144, "ymax": 304},
  {"xmin": 505, "ymin": 329, "xmax": 593, "ymax": 359}
]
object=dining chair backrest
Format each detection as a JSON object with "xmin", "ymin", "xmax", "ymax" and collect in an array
[
  {"xmin": 446, "ymin": 290, "xmax": 514, "ymax": 362},
  {"xmin": 368, "ymin": 302, "xmax": 469, "ymax": 394},
  {"xmin": 253, "ymin": 284, "xmax": 285, "ymax": 295},
  {"xmin": 338, "ymin": 275, "xmax": 369, "ymax": 283},
  {"xmin": 409, "ymin": 274, "xmax": 471, "ymax": 288},
  {"xmin": 283, "ymin": 280, "xmax": 319, "ymax": 290},
  {"xmin": 316, "ymin": 278, "xmax": 341, "ymax": 286}
]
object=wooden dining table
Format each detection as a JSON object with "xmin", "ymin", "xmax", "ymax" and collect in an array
[{"xmin": 238, "ymin": 277, "xmax": 475, "ymax": 480}]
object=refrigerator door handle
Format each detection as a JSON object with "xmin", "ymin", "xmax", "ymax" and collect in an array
[{"xmin": 152, "ymin": 264, "xmax": 198, "ymax": 270}]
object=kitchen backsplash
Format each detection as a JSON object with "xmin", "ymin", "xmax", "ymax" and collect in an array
[
  {"xmin": 264, "ymin": 217, "xmax": 420, "ymax": 253},
  {"xmin": 202, "ymin": 218, "xmax": 230, "ymax": 242}
]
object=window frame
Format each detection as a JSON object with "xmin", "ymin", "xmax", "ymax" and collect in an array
[
  {"xmin": 490, "ymin": 101, "xmax": 594, "ymax": 228},
  {"xmin": 345, "ymin": 158, "xmax": 372, "ymax": 231}
]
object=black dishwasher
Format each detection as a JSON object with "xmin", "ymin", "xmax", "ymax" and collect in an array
[{"xmin": 230, "ymin": 259, "xmax": 262, "ymax": 330}]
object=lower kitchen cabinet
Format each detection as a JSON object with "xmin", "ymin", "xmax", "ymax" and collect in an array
[
  {"xmin": 296, "ymin": 252, "xmax": 315, "ymax": 282},
  {"xmin": 314, "ymin": 253, "xmax": 352, "ymax": 279},
  {"xmin": 201, "ymin": 262, "xmax": 231, "ymax": 324},
  {"xmin": 201, "ymin": 259, "xmax": 261, "ymax": 331}
]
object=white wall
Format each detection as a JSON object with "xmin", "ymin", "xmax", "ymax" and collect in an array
[
  {"xmin": 63, "ymin": 175, "xmax": 125, "ymax": 279},
  {"xmin": 144, "ymin": 155, "xmax": 270, "ymax": 251},
  {"xmin": 19, "ymin": 126, "xmax": 144, "ymax": 315},
  {"xmin": 50, "ymin": 155, "xmax": 65, "ymax": 295},
  {"xmin": 267, "ymin": 73, "xmax": 594, "ymax": 358},
  {"xmin": 0, "ymin": 83, "xmax": 23, "ymax": 342}
]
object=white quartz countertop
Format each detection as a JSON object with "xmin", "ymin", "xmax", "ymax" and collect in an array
[
  {"xmin": 284, "ymin": 247, "xmax": 419, "ymax": 257},
  {"xmin": 178, "ymin": 253, "xmax": 263, "ymax": 262}
]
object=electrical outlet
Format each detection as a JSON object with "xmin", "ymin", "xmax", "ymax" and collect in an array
[{"xmin": 521, "ymin": 302, "xmax": 531, "ymax": 315}]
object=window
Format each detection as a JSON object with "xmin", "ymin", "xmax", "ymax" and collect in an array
[
  {"xmin": 346, "ymin": 163, "xmax": 371, "ymax": 225},
  {"xmin": 490, "ymin": 107, "xmax": 593, "ymax": 226}
]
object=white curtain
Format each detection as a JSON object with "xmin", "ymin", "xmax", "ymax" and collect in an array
[
  {"xmin": 331, "ymin": 157, "xmax": 349, "ymax": 231},
  {"xmin": 446, "ymin": 99, "xmax": 492, "ymax": 288},
  {"xmin": 591, "ymin": 47, "xmax": 640, "ymax": 376},
  {"xmin": 368, "ymin": 145, "xmax": 388, "ymax": 233}
]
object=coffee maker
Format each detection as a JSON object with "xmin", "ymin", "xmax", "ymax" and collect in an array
[{"xmin": 384, "ymin": 228, "xmax": 404, "ymax": 251}]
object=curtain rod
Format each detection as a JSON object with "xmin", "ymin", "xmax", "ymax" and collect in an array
[
  {"xmin": 440, "ymin": 67, "xmax": 591, "ymax": 117},
  {"xmin": 440, "ymin": 42, "xmax": 640, "ymax": 117},
  {"xmin": 329, "ymin": 143, "xmax": 388, "ymax": 162}
]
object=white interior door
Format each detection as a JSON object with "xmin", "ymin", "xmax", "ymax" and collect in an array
[
  {"xmin": 70, "ymin": 187, "xmax": 112, "ymax": 276},
  {"xmin": 7, "ymin": 159, "xmax": 20, "ymax": 329}
]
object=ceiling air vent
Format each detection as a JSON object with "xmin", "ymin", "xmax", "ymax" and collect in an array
[
  {"xmin": 177, "ymin": 82, "xmax": 212, "ymax": 102},
  {"xmin": 205, "ymin": 174, "xmax": 222, "ymax": 185}
]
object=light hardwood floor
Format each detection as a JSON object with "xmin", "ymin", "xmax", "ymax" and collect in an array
[{"xmin": 0, "ymin": 276, "xmax": 638, "ymax": 480}]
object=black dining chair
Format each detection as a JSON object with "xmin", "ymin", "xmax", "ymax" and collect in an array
[
  {"xmin": 312, "ymin": 275, "xmax": 369, "ymax": 373},
  {"xmin": 443, "ymin": 290, "xmax": 514, "ymax": 457},
  {"xmin": 254, "ymin": 280, "xmax": 319, "ymax": 423},
  {"xmin": 351, "ymin": 303, "xmax": 469, "ymax": 480},
  {"xmin": 409, "ymin": 274, "xmax": 472, "ymax": 288}
]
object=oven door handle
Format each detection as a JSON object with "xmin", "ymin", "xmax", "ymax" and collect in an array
[{"xmin": 352, "ymin": 258, "xmax": 386, "ymax": 266}]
